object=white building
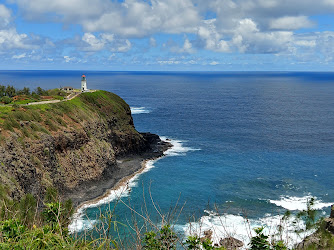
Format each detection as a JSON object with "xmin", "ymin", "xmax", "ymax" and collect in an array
[{"xmin": 81, "ymin": 74, "xmax": 88, "ymax": 92}]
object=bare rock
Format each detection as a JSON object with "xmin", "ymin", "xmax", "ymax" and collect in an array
[
  {"xmin": 330, "ymin": 205, "xmax": 334, "ymax": 219},
  {"xmin": 200, "ymin": 230, "xmax": 213, "ymax": 242},
  {"xmin": 219, "ymin": 236, "xmax": 244, "ymax": 250}
]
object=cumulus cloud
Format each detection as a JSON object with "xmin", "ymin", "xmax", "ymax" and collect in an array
[
  {"xmin": 0, "ymin": 4, "xmax": 47, "ymax": 54},
  {"xmin": 0, "ymin": 4, "xmax": 11, "ymax": 28},
  {"xmin": 12, "ymin": 53, "xmax": 26, "ymax": 59},
  {"xmin": 80, "ymin": 33, "xmax": 131, "ymax": 52},
  {"xmin": 0, "ymin": 29, "xmax": 37, "ymax": 50},
  {"xmin": 209, "ymin": 61, "xmax": 219, "ymax": 65},
  {"xmin": 269, "ymin": 16, "xmax": 314, "ymax": 30},
  {"xmin": 197, "ymin": 19, "xmax": 230, "ymax": 53},
  {"xmin": 232, "ymin": 18, "xmax": 293, "ymax": 53},
  {"xmin": 81, "ymin": 0, "xmax": 200, "ymax": 37},
  {"xmin": 5, "ymin": 0, "xmax": 334, "ymax": 66},
  {"xmin": 9, "ymin": 0, "xmax": 107, "ymax": 21},
  {"xmin": 150, "ymin": 37, "xmax": 157, "ymax": 47},
  {"xmin": 64, "ymin": 55, "xmax": 74, "ymax": 63},
  {"xmin": 12, "ymin": 0, "xmax": 200, "ymax": 37},
  {"xmin": 82, "ymin": 33, "xmax": 106, "ymax": 51},
  {"xmin": 169, "ymin": 38, "xmax": 194, "ymax": 53}
]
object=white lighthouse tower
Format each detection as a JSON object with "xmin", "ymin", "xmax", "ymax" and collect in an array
[{"xmin": 81, "ymin": 74, "xmax": 88, "ymax": 92}]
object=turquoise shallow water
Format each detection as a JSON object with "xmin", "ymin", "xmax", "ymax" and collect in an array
[{"xmin": 1, "ymin": 71, "xmax": 334, "ymax": 244}]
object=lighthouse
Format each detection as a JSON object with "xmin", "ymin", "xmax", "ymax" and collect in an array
[{"xmin": 81, "ymin": 74, "xmax": 87, "ymax": 92}]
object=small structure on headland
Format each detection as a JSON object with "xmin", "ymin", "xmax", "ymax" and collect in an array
[
  {"xmin": 62, "ymin": 86, "xmax": 74, "ymax": 92},
  {"xmin": 81, "ymin": 75, "xmax": 88, "ymax": 92}
]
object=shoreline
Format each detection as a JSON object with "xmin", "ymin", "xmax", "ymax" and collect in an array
[
  {"xmin": 73, "ymin": 158, "xmax": 153, "ymax": 212},
  {"xmin": 66, "ymin": 135, "xmax": 172, "ymax": 213}
]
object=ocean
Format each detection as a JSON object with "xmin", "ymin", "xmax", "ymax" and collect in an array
[{"xmin": 1, "ymin": 71, "xmax": 334, "ymax": 246}]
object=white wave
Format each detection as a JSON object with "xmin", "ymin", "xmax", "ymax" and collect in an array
[
  {"xmin": 68, "ymin": 161, "xmax": 154, "ymax": 233},
  {"xmin": 161, "ymin": 137, "xmax": 201, "ymax": 156},
  {"xmin": 69, "ymin": 137, "xmax": 200, "ymax": 233},
  {"xmin": 183, "ymin": 211, "xmax": 310, "ymax": 249},
  {"xmin": 68, "ymin": 217, "xmax": 97, "ymax": 233},
  {"xmin": 130, "ymin": 107, "xmax": 150, "ymax": 114},
  {"xmin": 269, "ymin": 195, "xmax": 332, "ymax": 211}
]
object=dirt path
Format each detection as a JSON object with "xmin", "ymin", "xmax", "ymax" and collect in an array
[{"xmin": 26, "ymin": 91, "xmax": 82, "ymax": 106}]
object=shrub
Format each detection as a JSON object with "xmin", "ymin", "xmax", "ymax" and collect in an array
[
  {"xmin": 30, "ymin": 110, "xmax": 42, "ymax": 122},
  {"xmin": 1, "ymin": 96, "xmax": 12, "ymax": 104},
  {"xmin": 249, "ymin": 227, "xmax": 270, "ymax": 250},
  {"xmin": 55, "ymin": 117, "xmax": 67, "ymax": 127},
  {"xmin": 19, "ymin": 194, "xmax": 37, "ymax": 227},
  {"xmin": 13, "ymin": 110, "xmax": 32, "ymax": 121},
  {"xmin": 0, "ymin": 219, "xmax": 26, "ymax": 240},
  {"xmin": 143, "ymin": 224, "xmax": 177, "ymax": 249},
  {"xmin": 42, "ymin": 202, "xmax": 61, "ymax": 224},
  {"xmin": 44, "ymin": 119, "xmax": 58, "ymax": 131},
  {"xmin": 185, "ymin": 235, "xmax": 201, "ymax": 249}
]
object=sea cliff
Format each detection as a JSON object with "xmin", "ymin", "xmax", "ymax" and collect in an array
[{"xmin": 0, "ymin": 90, "xmax": 169, "ymax": 205}]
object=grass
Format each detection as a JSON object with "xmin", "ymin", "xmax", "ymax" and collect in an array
[{"xmin": 0, "ymin": 90, "xmax": 137, "ymax": 139}]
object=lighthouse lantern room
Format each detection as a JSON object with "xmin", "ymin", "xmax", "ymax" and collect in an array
[{"xmin": 81, "ymin": 75, "xmax": 88, "ymax": 92}]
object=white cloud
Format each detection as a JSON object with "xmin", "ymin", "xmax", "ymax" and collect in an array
[
  {"xmin": 5, "ymin": 0, "xmax": 334, "ymax": 65},
  {"xmin": 10, "ymin": 0, "xmax": 106, "ymax": 21},
  {"xmin": 108, "ymin": 53, "xmax": 116, "ymax": 60},
  {"xmin": 0, "ymin": 4, "xmax": 44, "ymax": 53},
  {"xmin": 12, "ymin": 53, "xmax": 26, "ymax": 59},
  {"xmin": 115, "ymin": 39, "xmax": 131, "ymax": 52},
  {"xmin": 0, "ymin": 4, "xmax": 11, "ymax": 28},
  {"xmin": 209, "ymin": 61, "xmax": 219, "ymax": 65},
  {"xmin": 64, "ymin": 55, "xmax": 74, "ymax": 63},
  {"xmin": 170, "ymin": 38, "xmax": 194, "ymax": 53},
  {"xmin": 197, "ymin": 19, "xmax": 230, "ymax": 53},
  {"xmin": 82, "ymin": 33, "xmax": 105, "ymax": 51},
  {"xmin": 12, "ymin": 0, "xmax": 200, "ymax": 37},
  {"xmin": 270, "ymin": 16, "xmax": 314, "ymax": 30},
  {"xmin": 231, "ymin": 18, "xmax": 293, "ymax": 53},
  {"xmin": 150, "ymin": 37, "xmax": 157, "ymax": 47},
  {"xmin": 0, "ymin": 29, "xmax": 36, "ymax": 50},
  {"xmin": 80, "ymin": 32, "xmax": 130, "ymax": 52}
]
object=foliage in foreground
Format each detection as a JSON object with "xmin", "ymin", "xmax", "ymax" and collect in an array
[
  {"xmin": 0, "ymin": 187, "xmax": 103, "ymax": 249},
  {"xmin": 1, "ymin": 186, "xmax": 334, "ymax": 249}
]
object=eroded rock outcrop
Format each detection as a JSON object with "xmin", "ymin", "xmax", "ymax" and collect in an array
[{"xmin": 0, "ymin": 91, "xmax": 169, "ymax": 204}]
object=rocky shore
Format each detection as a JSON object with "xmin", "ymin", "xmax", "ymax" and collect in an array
[
  {"xmin": 64, "ymin": 132, "xmax": 172, "ymax": 207},
  {"xmin": 0, "ymin": 90, "xmax": 171, "ymax": 207}
]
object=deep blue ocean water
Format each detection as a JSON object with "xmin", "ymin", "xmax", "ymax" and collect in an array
[{"xmin": 1, "ymin": 71, "xmax": 334, "ymax": 244}]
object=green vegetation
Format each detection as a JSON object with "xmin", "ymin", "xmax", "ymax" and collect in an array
[
  {"xmin": 0, "ymin": 186, "xmax": 79, "ymax": 249},
  {"xmin": 0, "ymin": 90, "xmax": 136, "ymax": 146},
  {"xmin": 0, "ymin": 181, "xmax": 333, "ymax": 250},
  {"xmin": 0, "ymin": 84, "xmax": 68, "ymax": 105}
]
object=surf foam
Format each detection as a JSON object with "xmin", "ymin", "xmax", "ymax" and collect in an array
[
  {"xmin": 130, "ymin": 107, "xmax": 150, "ymax": 114},
  {"xmin": 183, "ymin": 210, "xmax": 310, "ymax": 249},
  {"xmin": 269, "ymin": 195, "xmax": 332, "ymax": 211},
  {"xmin": 160, "ymin": 137, "xmax": 201, "ymax": 156},
  {"xmin": 69, "ymin": 137, "xmax": 200, "ymax": 233}
]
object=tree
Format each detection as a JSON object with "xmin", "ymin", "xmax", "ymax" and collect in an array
[
  {"xmin": 1, "ymin": 96, "xmax": 12, "ymax": 104},
  {"xmin": 5, "ymin": 85, "xmax": 16, "ymax": 97},
  {"xmin": 0, "ymin": 85, "xmax": 5, "ymax": 96},
  {"xmin": 17, "ymin": 87, "xmax": 31, "ymax": 96},
  {"xmin": 36, "ymin": 87, "xmax": 48, "ymax": 96}
]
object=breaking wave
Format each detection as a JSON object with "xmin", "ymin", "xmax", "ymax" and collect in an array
[
  {"xmin": 130, "ymin": 107, "xmax": 150, "ymax": 114},
  {"xmin": 69, "ymin": 137, "xmax": 200, "ymax": 233},
  {"xmin": 269, "ymin": 195, "xmax": 332, "ymax": 211}
]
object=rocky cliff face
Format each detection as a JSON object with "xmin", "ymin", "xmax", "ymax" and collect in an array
[{"xmin": 0, "ymin": 91, "xmax": 167, "ymax": 202}]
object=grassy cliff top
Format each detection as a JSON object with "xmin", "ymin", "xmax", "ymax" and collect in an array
[{"xmin": 0, "ymin": 90, "xmax": 135, "ymax": 140}]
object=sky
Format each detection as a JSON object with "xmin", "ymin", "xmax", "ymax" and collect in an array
[{"xmin": 1, "ymin": 0, "xmax": 334, "ymax": 71}]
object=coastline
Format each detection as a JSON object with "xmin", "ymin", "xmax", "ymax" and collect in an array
[{"xmin": 65, "ymin": 134, "xmax": 172, "ymax": 211}]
